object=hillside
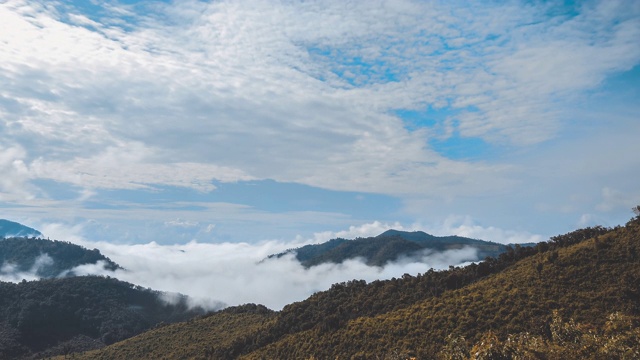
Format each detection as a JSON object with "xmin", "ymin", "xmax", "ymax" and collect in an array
[
  {"xmin": 269, "ymin": 230, "xmax": 512, "ymax": 267},
  {"xmin": 70, "ymin": 216, "xmax": 640, "ymax": 359},
  {"xmin": 0, "ymin": 276, "xmax": 207, "ymax": 359},
  {"xmin": 0, "ymin": 220, "xmax": 41, "ymax": 238},
  {"xmin": 245, "ymin": 220, "xmax": 639, "ymax": 359},
  {"xmin": 0, "ymin": 237, "xmax": 121, "ymax": 278},
  {"xmin": 71, "ymin": 304, "xmax": 276, "ymax": 360}
]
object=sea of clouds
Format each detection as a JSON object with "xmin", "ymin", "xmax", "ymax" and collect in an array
[{"xmin": 0, "ymin": 220, "xmax": 543, "ymax": 310}]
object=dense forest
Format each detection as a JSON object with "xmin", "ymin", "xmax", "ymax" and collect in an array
[
  {"xmin": 0, "ymin": 276, "xmax": 207, "ymax": 359},
  {"xmin": 268, "ymin": 230, "xmax": 516, "ymax": 267},
  {"xmin": 0, "ymin": 237, "xmax": 121, "ymax": 278},
  {"xmin": 68, "ymin": 213, "xmax": 640, "ymax": 359}
]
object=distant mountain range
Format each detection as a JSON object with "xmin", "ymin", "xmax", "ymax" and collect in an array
[
  {"xmin": 268, "ymin": 229, "xmax": 533, "ymax": 267},
  {"xmin": 0, "ymin": 219, "xmax": 41, "ymax": 238}
]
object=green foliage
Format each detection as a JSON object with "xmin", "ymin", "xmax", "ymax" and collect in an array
[
  {"xmin": 0, "ymin": 276, "xmax": 205, "ymax": 359},
  {"xmin": 270, "ymin": 230, "xmax": 514, "ymax": 268},
  {"xmin": 68, "ymin": 304, "xmax": 276, "ymax": 360},
  {"xmin": 0, "ymin": 237, "xmax": 121, "ymax": 277}
]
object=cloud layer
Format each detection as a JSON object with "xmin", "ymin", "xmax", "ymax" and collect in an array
[
  {"xmin": 2, "ymin": 0, "xmax": 638, "ymax": 196},
  {"xmin": 12, "ymin": 220, "xmax": 537, "ymax": 310},
  {"xmin": 57, "ymin": 237, "xmax": 481, "ymax": 310},
  {"xmin": 1, "ymin": 219, "xmax": 544, "ymax": 310}
]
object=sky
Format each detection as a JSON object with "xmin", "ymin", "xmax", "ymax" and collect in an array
[{"xmin": 1, "ymin": 0, "xmax": 639, "ymax": 247}]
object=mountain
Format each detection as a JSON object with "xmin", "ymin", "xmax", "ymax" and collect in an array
[
  {"xmin": 0, "ymin": 220, "xmax": 41, "ymax": 238},
  {"xmin": 377, "ymin": 229, "xmax": 510, "ymax": 256},
  {"xmin": 73, "ymin": 216, "xmax": 640, "ymax": 359},
  {"xmin": 269, "ymin": 229, "xmax": 514, "ymax": 267},
  {"xmin": 0, "ymin": 276, "xmax": 208, "ymax": 359},
  {"xmin": 68, "ymin": 304, "xmax": 276, "ymax": 360},
  {"xmin": 0, "ymin": 237, "xmax": 121, "ymax": 278}
]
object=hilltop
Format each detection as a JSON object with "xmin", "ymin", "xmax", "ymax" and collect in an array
[
  {"xmin": 268, "ymin": 229, "xmax": 519, "ymax": 267},
  {"xmin": 71, "ymin": 215, "xmax": 640, "ymax": 359},
  {"xmin": 1, "ymin": 219, "xmax": 120, "ymax": 278},
  {"xmin": 0, "ymin": 237, "xmax": 121, "ymax": 278}
]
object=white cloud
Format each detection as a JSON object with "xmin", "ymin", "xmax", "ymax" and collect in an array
[
  {"xmin": 65, "ymin": 238, "xmax": 481, "ymax": 310},
  {"xmin": 308, "ymin": 220, "xmax": 407, "ymax": 243},
  {"xmin": 27, "ymin": 142, "xmax": 255, "ymax": 192},
  {"xmin": 0, "ymin": 253, "xmax": 53, "ymax": 282},
  {"xmin": 597, "ymin": 187, "xmax": 640, "ymax": 212},
  {"xmin": 427, "ymin": 215, "xmax": 544, "ymax": 245},
  {"xmin": 39, "ymin": 222, "xmax": 86, "ymax": 243},
  {"xmin": 2, "ymin": 0, "xmax": 637, "ymax": 200},
  {"xmin": 4, "ymin": 220, "xmax": 513, "ymax": 310},
  {"xmin": 164, "ymin": 219, "xmax": 199, "ymax": 228},
  {"xmin": 0, "ymin": 145, "xmax": 34, "ymax": 201}
]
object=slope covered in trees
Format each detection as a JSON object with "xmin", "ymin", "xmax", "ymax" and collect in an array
[
  {"xmin": 245, "ymin": 220, "xmax": 639, "ymax": 359},
  {"xmin": 75, "ymin": 304, "xmax": 276, "ymax": 360},
  {"xmin": 70, "ymin": 215, "xmax": 640, "ymax": 359},
  {"xmin": 0, "ymin": 276, "xmax": 207, "ymax": 359},
  {"xmin": 0, "ymin": 237, "xmax": 120, "ymax": 278},
  {"xmin": 268, "ymin": 230, "xmax": 514, "ymax": 267}
]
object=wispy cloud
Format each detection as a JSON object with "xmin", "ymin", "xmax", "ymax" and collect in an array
[{"xmin": 0, "ymin": 253, "xmax": 53, "ymax": 282}]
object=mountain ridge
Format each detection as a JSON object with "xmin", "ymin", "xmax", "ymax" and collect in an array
[
  {"xmin": 269, "ymin": 229, "xmax": 523, "ymax": 267},
  {"xmin": 0, "ymin": 237, "xmax": 121, "ymax": 279}
]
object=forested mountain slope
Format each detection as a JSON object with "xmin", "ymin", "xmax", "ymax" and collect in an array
[
  {"xmin": 0, "ymin": 237, "xmax": 120, "ymax": 278},
  {"xmin": 0, "ymin": 276, "xmax": 206, "ymax": 359},
  {"xmin": 269, "ymin": 230, "xmax": 513, "ymax": 267},
  {"xmin": 72, "ymin": 304, "xmax": 276, "ymax": 360},
  {"xmin": 72, "ymin": 216, "xmax": 640, "ymax": 359},
  {"xmin": 246, "ymin": 219, "xmax": 640, "ymax": 359}
]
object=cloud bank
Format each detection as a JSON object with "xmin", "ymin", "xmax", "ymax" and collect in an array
[
  {"xmin": 0, "ymin": 220, "xmax": 535, "ymax": 310},
  {"xmin": 62, "ymin": 239, "xmax": 478, "ymax": 310}
]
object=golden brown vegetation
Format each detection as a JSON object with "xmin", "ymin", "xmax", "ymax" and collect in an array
[
  {"xmin": 438, "ymin": 311, "xmax": 640, "ymax": 359},
  {"xmin": 242, "ymin": 219, "xmax": 640, "ymax": 359},
  {"xmin": 66, "ymin": 304, "xmax": 275, "ymax": 360}
]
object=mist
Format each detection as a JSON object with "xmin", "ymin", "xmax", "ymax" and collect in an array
[
  {"xmin": 0, "ymin": 253, "xmax": 53, "ymax": 282},
  {"xmin": 2, "ymin": 219, "xmax": 539, "ymax": 311},
  {"xmin": 63, "ymin": 239, "xmax": 478, "ymax": 310}
]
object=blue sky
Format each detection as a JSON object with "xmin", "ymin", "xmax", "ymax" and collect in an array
[{"xmin": 1, "ymin": 0, "xmax": 639, "ymax": 246}]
